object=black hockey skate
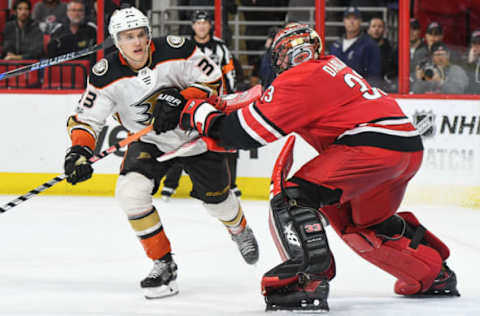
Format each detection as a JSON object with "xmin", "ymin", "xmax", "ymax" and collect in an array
[
  {"xmin": 419, "ymin": 262, "xmax": 460, "ymax": 297},
  {"xmin": 262, "ymin": 259, "xmax": 329, "ymax": 312},
  {"xmin": 160, "ymin": 186, "xmax": 176, "ymax": 202},
  {"xmin": 141, "ymin": 257, "xmax": 179, "ymax": 299},
  {"xmin": 231, "ymin": 186, "xmax": 242, "ymax": 198},
  {"xmin": 230, "ymin": 225, "xmax": 259, "ymax": 265}
]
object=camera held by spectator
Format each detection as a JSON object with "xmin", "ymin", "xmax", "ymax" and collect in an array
[
  {"xmin": 418, "ymin": 59, "xmax": 444, "ymax": 81},
  {"xmin": 412, "ymin": 41, "xmax": 469, "ymax": 94}
]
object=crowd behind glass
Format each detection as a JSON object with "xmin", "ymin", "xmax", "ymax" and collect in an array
[{"xmin": 1, "ymin": 0, "xmax": 479, "ymax": 95}]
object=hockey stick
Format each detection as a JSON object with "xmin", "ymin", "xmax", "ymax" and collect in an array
[
  {"xmin": 222, "ymin": 84, "xmax": 262, "ymax": 114},
  {"xmin": 0, "ymin": 37, "xmax": 114, "ymax": 81},
  {"xmin": 0, "ymin": 86, "xmax": 262, "ymax": 213},
  {"xmin": 0, "ymin": 125, "xmax": 153, "ymax": 214},
  {"xmin": 156, "ymin": 85, "xmax": 263, "ymax": 162}
]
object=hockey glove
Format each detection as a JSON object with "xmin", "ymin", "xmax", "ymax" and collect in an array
[
  {"xmin": 205, "ymin": 95, "xmax": 227, "ymax": 112},
  {"xmin": 152, "ymin": 88, "xmax": 187, "ymax": 134},
  {"xmin": 179, "ymin": 99, "xmax": 223, "ymax": 136},
  {"xmin": 64, "ymin": 145, "xmax": 94, "ymax": 185}
]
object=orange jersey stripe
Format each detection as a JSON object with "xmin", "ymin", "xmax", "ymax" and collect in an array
[
  {"xmin": 70, "ymin": 129, "xmax": 96, "ymax": 151},
  {"xmin": 222, "ymin": 60, "xmax": 235, "ymax": 73},
  {"xmin": 181, "ymin": 86, "xmax": 210, "ymax": 99}
]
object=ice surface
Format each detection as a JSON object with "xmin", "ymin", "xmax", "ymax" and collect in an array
[{"xmin": 1, "ymin": 196, "xmax": 479, "ymax": 316}]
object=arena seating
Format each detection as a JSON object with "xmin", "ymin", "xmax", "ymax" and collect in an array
[
  {"xmin": 0, "ymin": 60, "xmax": 40, "ymax": 88},
  {"xmin": 41, "ymin": 60, "xmax": 89, "ymax": 89}
]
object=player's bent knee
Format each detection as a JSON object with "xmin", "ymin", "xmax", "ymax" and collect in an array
[
  {"xmin": 116, "ymin": 172, "xmax": 155, "ymax": 216},
  {"xmin": 339, "ymin": 212, "xmax": 450, "ymax": 295},
  {"xmin": 203, "ymin": 190, "xmax": 239, "ymax": 221}
]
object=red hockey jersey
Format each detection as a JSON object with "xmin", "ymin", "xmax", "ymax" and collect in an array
[{"xmin": 227, "ymin": 56, "xmax": 422, "ymax": 153}]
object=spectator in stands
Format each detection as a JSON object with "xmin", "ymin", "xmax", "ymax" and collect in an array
[
  {"xmin": 329, "ymin": 6, "xmax": 381, "ymax": 84},
  {"xmin": 411, "ymin": 21, "xmax": 444, "ymax": 74},
  {"xmin": 47, "ymin": 0, "xmax": 97, "ymax": 66},
  {"xmin": 412, "ymin": 41, "xmax": 469, "ymax": 94},
  {"xmin": 409, "ymin": 18, "xmax": 422, "ymax": 75},
  {"xmin": 32, "ymin": 0, "xmax": 67, "ymax": 34},
  {"xmin": 2, "ymin": 0, "xmax": 43, "ymax": 60},
  {"xmin": 465, "ymin": 29, "xmax": 480, "ymax": 94},
  {"xmin": 367, "ymin": 16, "xmax": 396, "ymax": 91}
]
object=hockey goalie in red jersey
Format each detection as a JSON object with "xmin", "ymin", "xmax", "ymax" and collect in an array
[{"xmin": 154, "ymin": 23, "xmax": 460, "ymax": 312}]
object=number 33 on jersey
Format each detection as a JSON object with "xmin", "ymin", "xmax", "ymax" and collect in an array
[{"xmin": 234, "ymin": 55, "xmax": 416, "ymax": 153}]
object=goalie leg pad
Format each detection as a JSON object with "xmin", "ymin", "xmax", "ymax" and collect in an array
[
  {"xmin": 116, "ymin": 172, "xmax": 171, "ymax": 260},
  {"xmin": 339, "ymin": 212, "xmax": 449, "ymax": 295},
  {"xmin": 269, "ymin": 187, "xmax": 335, "ymax": 278},
  {"xmin": 394, "ymin": 212, "xmax": 458, "ymax": 296}
]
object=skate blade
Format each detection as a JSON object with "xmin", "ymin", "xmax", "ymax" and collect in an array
[
  {"xmin": 143, "ymin": 281, "xmax": 179, "ymax": 299},
  {"xmin": 403, "ymin": 291, "xmax": 461, "ymax": 299},
  {"xmin": 160, "ymin": 196, "xmax": 171, "ymax": 202},
  {"xmin": 266, "ymin": 301, "xmax": 329, "ymax": 313}
]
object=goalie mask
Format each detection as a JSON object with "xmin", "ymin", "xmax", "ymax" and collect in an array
[
  {"xmin": 271, "ymin": 23, "xmax": 322, "ymax": 74},
  {"xmin": 108, "ymin": 7, "xmax": 152, "ymax": 50}
]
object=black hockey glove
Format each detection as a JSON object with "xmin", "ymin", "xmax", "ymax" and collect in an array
[
  {"xmin": 64, "ymin": 145, "xmax": 94, "ymax": 185},
  {"xmin": 152, "ymin": 88, "xmax": 187, "ymax": 134}
]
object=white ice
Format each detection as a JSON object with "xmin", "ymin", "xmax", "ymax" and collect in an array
[{"xmin": 1, "ymin": 196, "xmax": 479, "ymax": 316}]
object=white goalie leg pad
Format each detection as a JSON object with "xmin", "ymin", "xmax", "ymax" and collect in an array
[
  {"xmin": 115, "ymin": 172, "xmax": 154, "ymax": 217},
  {"xmin": 203, "ymin": 190, "xmax": 240, "ymax": 221}
]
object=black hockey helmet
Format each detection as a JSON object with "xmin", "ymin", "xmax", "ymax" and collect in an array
[{"xmin": 191, "ymin": 10, "xmax": 211, "ymax": 23}]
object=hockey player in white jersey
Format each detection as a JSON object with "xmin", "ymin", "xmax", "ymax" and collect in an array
[
  {"xmin": 62, "ymin": 7, "xmax": 259, "ymax": 299},
  {"xmin": 161, "ymin": 9, "xmax": 241, "ymax": 201}
]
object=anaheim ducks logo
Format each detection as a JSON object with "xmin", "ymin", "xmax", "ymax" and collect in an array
[
  {"xmin": 92, "ymin": 58, "xmax": 108, "ymax": 76},
  {"xmin": 166, "ymin": 35, "xmax": 185, "ymax": 48}
]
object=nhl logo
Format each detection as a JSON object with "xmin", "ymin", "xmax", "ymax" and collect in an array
[{"xmin": 413, "ymin": 110, "xmax": 436, "ymax": 138}]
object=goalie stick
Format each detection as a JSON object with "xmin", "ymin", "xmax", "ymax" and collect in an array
[
  {"xmin": 0, "ymin": 38, "xmax": 114, "ymax": 81},
  {"xmin": 0, "ymin": 125, "xmax": 153, "ymax": 214},
  {"xmin": 222, "ymin": 84, "xmax": 262, "ymax": 114}
]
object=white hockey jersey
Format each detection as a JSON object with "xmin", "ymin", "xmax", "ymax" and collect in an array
[{"xmin": 68, "ymin": 36, "xmax": 222, "ymax": 156}]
